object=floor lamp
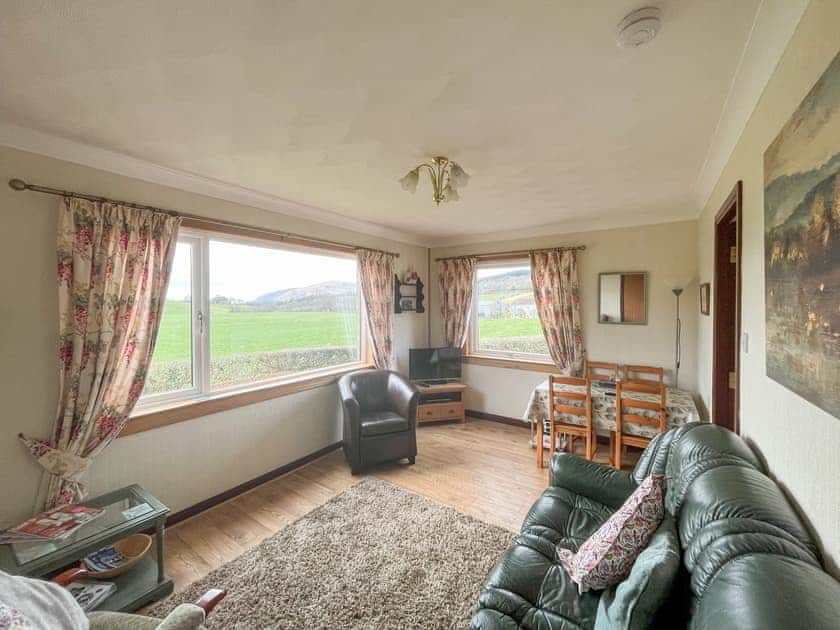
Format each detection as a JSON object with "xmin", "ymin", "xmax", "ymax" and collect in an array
[{"xmin": 672, "ymin": 288, "xmax": 683, "ymax": 388}]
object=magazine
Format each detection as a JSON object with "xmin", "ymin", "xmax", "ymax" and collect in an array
[
  {"xmin": 65, "ymin": 580, "xmax": 117, "ymax": 612},
  {"xmin": 84, "ymin": 546, "xmax": 127, "ymax": 572},
  {"xmin": 0, "ymin": 505, "xmax": 104, "ymax": 544}
]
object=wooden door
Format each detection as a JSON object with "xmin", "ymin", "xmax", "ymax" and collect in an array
[{"xmin": 712, "ymin": 182, "xmax": 742, "ymax": 433}]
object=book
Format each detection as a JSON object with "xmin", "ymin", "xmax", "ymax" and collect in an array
[
  {"xmin": 83, "ymin": 545, "xmax": 126, "ymax": 572},
  {"xmin": 65, "ymin": 580, "xmax": 117, "ymax": 612},
  {"xmin": 0, "ymin": 505, "xmax": 104, "ymax": 544}
]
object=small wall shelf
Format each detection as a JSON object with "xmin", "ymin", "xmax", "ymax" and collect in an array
[{"xmin": 394, "ymin": 274, "xmax": 425, "ymax": 314}]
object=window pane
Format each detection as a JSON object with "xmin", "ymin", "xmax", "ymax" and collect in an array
[
  {"xmin": 143, "ymin": 242, "xmax": 194, "ymax": 396},
  {"xmin": 476, "ymin": 264, "xmax": 550, "ymax": 356},
  {"xmin": 208, "ymin": 240, "xmax": 360, "ymax": 389}
]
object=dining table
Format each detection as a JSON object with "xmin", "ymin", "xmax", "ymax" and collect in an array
[{"xmin": 523, "ymin": 379, "xmax": 702, "ymax": 446}]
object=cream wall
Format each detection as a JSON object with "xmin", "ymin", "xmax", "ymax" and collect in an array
[
  {"xmin": 696, "ymin": 0, "xmax": 839, "ymax": 574},
  {"xmin": 430, "ymin": 220, "xmax": 699, "ymax": 420},
  {"xmin": 0, "ymin": 145, "xmax": 428, "ymax": 525}
]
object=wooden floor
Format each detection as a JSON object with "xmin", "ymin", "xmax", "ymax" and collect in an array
[{"xmin": 163, "ymin": 418, "xmax": 637, "ymax": 592}]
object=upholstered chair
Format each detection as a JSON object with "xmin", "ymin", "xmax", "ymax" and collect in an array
[
  {"xmin": 338, "ymin": 369, "xmax": 420, "ymax": 474},
  {"xmin": 0, "ymin": 569, "xmax": 225, "ymax": 630}
]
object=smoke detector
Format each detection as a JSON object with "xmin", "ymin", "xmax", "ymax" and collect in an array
[{"xmin": 616, "ymin": 7, "xmax": 662, "ymax": 48}]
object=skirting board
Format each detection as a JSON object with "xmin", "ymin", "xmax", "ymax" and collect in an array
[
  {"xmin": 466, "ymin": 409, "xmax": 529, "ymax": 428},
  {"xmin": 165, "ymin": 441, "xmax": 342, "ymax": 527},
  {"xmin": 466, "ymin": 410, "xmax": 613, "ymax": 446}
]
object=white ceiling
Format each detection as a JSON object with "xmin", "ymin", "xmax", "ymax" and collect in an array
[{"xmin": 0, "ymin": 1, "xmax": 768, "ymax": 244}]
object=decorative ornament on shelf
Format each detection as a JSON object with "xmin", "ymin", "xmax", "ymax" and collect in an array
[
  {"xmin": 394, "ymin": 273, "xmax": 425, "ymax": 314},
  {"xmin": 399, "ymin": 156, "xmax": 470, "ymax": 205}
]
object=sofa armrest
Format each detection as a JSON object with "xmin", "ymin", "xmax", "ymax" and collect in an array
[
  {"xmin": 550, "ymin": 453, "xmax": 637, "ymax": 509},
  {"xmin": 387, "ymin": 373, "xmax": 420, "ymax": 423},
  {"xmin": 194, "ymin": 589, "xmax": 226, "ymax": 615},
  {"xmin": 155, "ymin": 604, "xmax": 206, "ymax": 630}
]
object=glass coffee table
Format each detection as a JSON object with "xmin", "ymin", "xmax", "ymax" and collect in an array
[{"xmin": 0, "ymin": 484, "xmax": 173, "ymax": 612}]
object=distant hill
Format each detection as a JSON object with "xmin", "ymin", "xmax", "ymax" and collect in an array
[
  {"xmin": 478, "ymin": 268, "xmax": 531, "ymax": 293},
  {"xmin": 252, "ymin": 280, "xmax": 357, "ymax": 312}
]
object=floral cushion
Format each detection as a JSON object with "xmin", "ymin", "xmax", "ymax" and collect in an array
[{"xmin": 557, "ymin": 474, "xmax": 666, "ymax": 593}]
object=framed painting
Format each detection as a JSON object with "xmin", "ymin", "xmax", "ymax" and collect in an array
[
  {"xmin": 764, "ymin": 51, "xmax": 840, "ymax": 419},
  {"xmin": 699, "ymin": 283, "xmax": 710, "ymax": 316}
]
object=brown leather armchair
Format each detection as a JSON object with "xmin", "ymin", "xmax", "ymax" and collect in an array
[{"xmin": 338, "ymin": 369, "xmax": 419, "ymax": 474}]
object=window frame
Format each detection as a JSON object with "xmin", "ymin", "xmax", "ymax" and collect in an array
[
  {"xmin": 135, "ymin": 233, "xmax": 204, "ymax": 408},
  {"xmin": 133, "ymin": 227, "xmax": 368, "ymax": 413},
  {"xmin": 468, "ymin": 258, "xmax": 553, "ymax": 364}
]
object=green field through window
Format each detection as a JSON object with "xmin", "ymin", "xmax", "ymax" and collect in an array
[{"xmin": 153, "ymin": 301, "xmax": 359, "ymax": 362}]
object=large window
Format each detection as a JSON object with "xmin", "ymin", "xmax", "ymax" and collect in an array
[
  {"xmin": 139, "ymin": 231, "xmax": 362, "ymax": 406},
  {"xmin": 472, "ymin": 261, "xmax": 550, "ymax": 360}
]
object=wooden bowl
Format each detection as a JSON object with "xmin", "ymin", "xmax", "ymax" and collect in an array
[{"xmin": 84, "ymin": 533, "xmax": 152, "ymax": 579}]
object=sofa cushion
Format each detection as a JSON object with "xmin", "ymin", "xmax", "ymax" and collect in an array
[
  {"xmin": 470, "ymin": 534, "xmax": 601, "ymax": 630},
  {"xmin": 631, "ymin": 423, "xmax": 690, "ymax": 482},
  {"xmin": 521, "ymin": 487, "xmax": 615, "ymax": 550},
  {"xmin": 557, "ymin": 476, "xmax": 665, "ymax": 593},
  {"xmin": 677, "ymin": 464, "xmax": 819, "ymax": 565},
  {"xmin": 662, "ymin": 423, "xmax": 764, "ymax": 517},
  {"xmin": 691, "ymin": 554, "xmax": 840, "ymax": 630},
  {"xmin": 359, "ymin": 411, "xmax": 409, "ymax": 436},
  {"xmin": 594, "ymin": 515, "xmax": 680, "ymax": 630},
  {"xmin": 551, "ymin": 454, "xmax": 638, "ymax": 511}
]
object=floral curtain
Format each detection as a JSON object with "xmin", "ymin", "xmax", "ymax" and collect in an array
[
  {"xmin": 530, "ymin": 249, "xmax": 585, "ymax": 375},
  {"xmin": 438, "ymin": 257, "xmax": 477, "ymax": 347},
  {"xmin": 358, "ymin": 248, "xmax": 395, "ymax": 369},
  {"xmin": 19, "ymin": 197, "xmax": 181, "ymax": 508}
]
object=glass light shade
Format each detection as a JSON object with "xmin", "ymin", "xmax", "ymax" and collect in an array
[
  {"xmin": 448, "ymin": 163, "xmax": 470, "ymax": 188},
  {"xmin": 442, "ymin": 183, "xmax": 459, "ymax": 202},
  {"xmin": 399, "ymin": 169, "xmax": 419, "ymax": 193}
]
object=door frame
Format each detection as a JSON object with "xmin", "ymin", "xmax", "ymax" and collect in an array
[{"xmin": 712, "ymin": 181, "xmax": 742, "ymax": 434}]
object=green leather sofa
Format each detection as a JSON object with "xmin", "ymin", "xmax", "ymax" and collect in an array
[{"xmin": 470, "ymin": 423, "xmax": 840, "ymax": 629}]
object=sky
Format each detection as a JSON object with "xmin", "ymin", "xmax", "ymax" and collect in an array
[
  {"xmin": 476, "ymin": 264, "xmax": 525, "ymax": 279},
  {"xmin": 166, "ymin": 239, "xmax": 358, "ymax": 301}
]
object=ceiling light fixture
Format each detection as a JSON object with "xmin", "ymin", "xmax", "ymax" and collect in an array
[
  {"xmin": 399, "ymin": 156, "xmax": 470, "ymax": 205},
  {"xmin": 616, "ymin": 7, "xmax": 661, "ymax": 48}
]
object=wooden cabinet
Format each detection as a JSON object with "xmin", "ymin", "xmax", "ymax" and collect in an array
[{"xmin": 415, "ymin": 382, "xmax": 466, "ymax": 424}]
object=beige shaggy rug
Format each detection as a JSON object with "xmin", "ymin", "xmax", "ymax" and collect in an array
[{"xmin": 148, "ymin": 478, "xmax": 514, "ymax": 629}]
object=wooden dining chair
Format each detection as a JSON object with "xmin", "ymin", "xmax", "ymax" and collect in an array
[
  {"xmin": 584, "ymin": 360, "xmax": 620, "ymax": 382},
  {"xmin": 538, "ymin": 375, "xmax": 593, "ymax": 468},
  {"xmin": 614, "ymin": 380, "xmax": 667, "ymax": 469},
  {"xmin": 624, "ymin": 364, "xmax": 665, "ymax": 386}
]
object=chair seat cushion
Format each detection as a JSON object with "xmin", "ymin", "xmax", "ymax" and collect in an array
[{"xmin": 359, "ymin": 411, "xmax": 409, "ymax": 436}]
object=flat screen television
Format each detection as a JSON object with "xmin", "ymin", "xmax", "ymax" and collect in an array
[{"xmin": 409, "ymin": 347, "xmax": 461, "ymax": 383}]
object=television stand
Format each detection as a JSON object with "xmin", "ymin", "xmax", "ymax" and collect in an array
[{"xmin": 415, "ymin": 382, "xmax": 466, "ymax": 424}]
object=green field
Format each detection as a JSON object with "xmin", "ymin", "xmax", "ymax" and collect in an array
[
  {"xmin": 153, "ymin": 301, "xmax": 359, "ymax": 361},
  {"xmin": 153, "ymin": 301, "xmax": 545, "ymax": 363},
  {"xmin": 478, "ymin": 316, "xmax": 543, "ymax": 338}
]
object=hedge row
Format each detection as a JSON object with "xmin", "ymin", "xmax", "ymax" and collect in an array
[
  {"xmin": 144, "ymin": 346, "xmax": 358, "ymax": 394},
  {"xmin": 478, "ymin": 336, "xmax": 549, "ymax": 355}
]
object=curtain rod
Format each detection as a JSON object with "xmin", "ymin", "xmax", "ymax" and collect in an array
[
  {"xmin": 436, "ymin": 245, "xmax": 585, "ymax": 262},
  {"xmin": 7, "ymin": 178, "xmax": 400, "ymax": 258}
]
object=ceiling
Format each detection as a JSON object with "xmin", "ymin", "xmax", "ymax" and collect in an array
[{"xmin": 0, "ymin": 1, "xmax": 765, "ymax": 244}]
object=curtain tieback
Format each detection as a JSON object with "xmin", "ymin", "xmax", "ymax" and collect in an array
[{"xmin": 18, "ymin": 434, "xmax": 93, "ymax": 482}]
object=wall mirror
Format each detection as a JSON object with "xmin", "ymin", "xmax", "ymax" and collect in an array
[{"xmin": 598, "ymin": 272, "xmax": 647, "ymax": 324}]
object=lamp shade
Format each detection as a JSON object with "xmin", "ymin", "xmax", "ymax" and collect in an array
[
  {"xmin": 399, "ymin": 169, "xmax": 419, "ymax": 193},
  {"xmin": 449, "ymin": 163, "xmax": 470, "ymax": 188}
]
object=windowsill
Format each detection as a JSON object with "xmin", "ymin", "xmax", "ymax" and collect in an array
[
  {"xmin": 123, "ymin": 362, "xmax": 373, "ymax": 437},
  {"xmin": 462, "ymin": 353, "xmax": 556, "ymax": 373}
]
